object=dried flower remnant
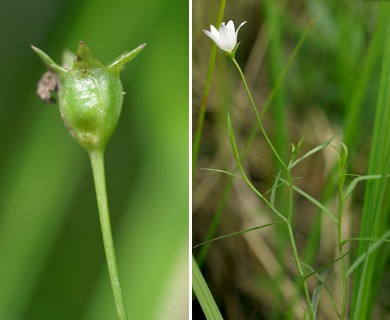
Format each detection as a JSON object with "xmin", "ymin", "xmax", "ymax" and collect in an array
[{"xmin": 37, "ymin": 71, "xmax": 60, "ymax": 104}]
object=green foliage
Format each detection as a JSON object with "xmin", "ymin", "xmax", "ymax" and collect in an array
[{"xmin": 351, "ymin": 5, "xmax": 390, "ymax": 318}]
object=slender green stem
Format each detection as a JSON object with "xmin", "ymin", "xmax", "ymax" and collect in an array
[
  {"xmin": 337, "ymin": 145, "xmax": 348, "ymax": 319},
  {"xmin": 231, "ymin": 56, "xmax": 293, "ymax": 222},
  {"xmin": 231, "ymin": 58, "xmax": 287, "ymax": 172},
  {"xmin": 338, "ymin": 194, "xmax": 347, "ymax": 319},
  {"xmin": 230, "ymin": 58, "xmax": 314, "ymax": 319},
  {"xmin": 89, "ymin": 151, "xmax": 127, "ymax": 320},
  {"xmin": 231, "ymin": 58, "xmax": 294, "ymax": 221},
  {"xmin": 227, "ymin": 113, "xmax": 286, "ymax": 223},
  {"xmin": 286, "ymin": 223, "xmax": 314, "ymax": 319}
]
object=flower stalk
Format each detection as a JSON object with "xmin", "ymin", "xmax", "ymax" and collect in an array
[
  {"xmin": 90, "ymin": 150, "xmax": 127, "ymax": 320},
  {"xmin": 32, "ymin": 42, "xmax": 145, "ymax": 320},
  {"xmin": 203, "ymin": 21, "xmax": 314, "ymax": 319}
]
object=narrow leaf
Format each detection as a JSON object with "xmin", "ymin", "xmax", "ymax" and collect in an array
[
  {"xmin": 201, "ymin": 168, "xmax": 242, "ymax": 179},
  {"xmin": 193, "ymin": 220, "xmax": 285, "ymax": 249},
  {"xmin": 311, "ymin": 271, "xmax": 327, "ymax": 318},
  {"xmin": 289, "ymin": 136, "xmax": 335, "ymax": 169},
  {"xmin": 344, "ymin": 174, "xmax": 390, "ymax": 201},
  {"xmin": 279, "ymin": 178, "xmax": 338, "ymax": 224}
]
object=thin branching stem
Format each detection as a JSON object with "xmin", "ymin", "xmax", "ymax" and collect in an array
[{"xmin": 230, "ymin": 58, "xmax": 314, "ymax": 319}]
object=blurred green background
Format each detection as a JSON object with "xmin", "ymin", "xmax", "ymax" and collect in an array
[{"xmin": 0, "ymin": 0, "xmax": 188, "ymax": 319}]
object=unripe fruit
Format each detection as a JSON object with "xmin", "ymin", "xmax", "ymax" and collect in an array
[{"xmin": 32, "ymin": 41, "xmax": 146, "ymax": 152}]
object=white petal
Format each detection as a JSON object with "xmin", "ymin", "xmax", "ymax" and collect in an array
[
  {"xmin": 226, "ymin": 20, "xmax": 235, "ymax": 33},
  {"xmin": 235, "ymin": 21, "xmax": 247, "ymax": 35},
  {"xmin": 219, "ymin": 23, "xmax": 235, "ymax": 52},
  {"xmin": 218, "ymin": 22, "xmax": 226, "ymax": 34},
  {"xmin": 210, "ymin": 25, "xmax": 220, "ymax": 38},
  {"xmin": 203, "ymin": 30, "xmax": 218, "ymax": 44},
  {"xmin": 203, "ymin": 29, "xmax": 226, "ymax": 50}
]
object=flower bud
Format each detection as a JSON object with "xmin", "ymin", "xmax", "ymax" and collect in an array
[{"xmin": 32, "ymin": 41, "xmax": 146, "ymax": 152}]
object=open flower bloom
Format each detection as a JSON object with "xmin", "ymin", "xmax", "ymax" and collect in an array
[{"xmin": 203, "ymin": 20, "xmax": 247, "ymax": 54}]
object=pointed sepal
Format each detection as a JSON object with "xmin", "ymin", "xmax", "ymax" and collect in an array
[
  {"xmin": 108, "ymin": 43, "xmax": 146, "ymax": 73},
  {"xmin": 73, "ymin": 41, "xmax": 104, "ymax": 69},
  {"xmin": 31, "ymin": 45, "xmax": 67, "ymax": 76}
]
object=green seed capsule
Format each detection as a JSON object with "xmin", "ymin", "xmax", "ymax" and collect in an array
[
  {"xmin": 32, "ymin": 41, "xmax": 146, "ymax": 152},
  {"xmin": 59, "ymin": 42, "xmax": 124, "ymax": 151}
]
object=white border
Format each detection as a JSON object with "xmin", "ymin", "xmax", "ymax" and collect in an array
[{"xmin": 188, "ymin": 0, "xmax": 193, "ymax": 319}]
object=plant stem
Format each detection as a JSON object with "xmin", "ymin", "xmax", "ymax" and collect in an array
[
  {"xmin": 338, "ymin": 145, "xmax": 348, "ymax": 319},
  {"xmin": 286, "ymin": 223, "xmax": 314, "ymax": 319},
  {"xmin": 231, "ymin": 57, "xmax": 314, "ymax": 319},
  {"xmin": 231, "ymin": 58, "xmax": 286, "ymax": 172},
  {"xmin": 231, "ymin": 57, "xmax": 295, "ymax": 222},
  {"xmin": 89, "ymin": 150, "xmax": 127, "ymax": 320},
  {"xmin": 338, "ymin": 205, "xmax": 347, "ymax": 320}
]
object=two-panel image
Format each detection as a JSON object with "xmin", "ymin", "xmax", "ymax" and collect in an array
[{"xmin": 0, "ymin": 0, "xmax": 389, "ymax": 319}]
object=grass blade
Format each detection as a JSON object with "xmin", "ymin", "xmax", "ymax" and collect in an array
[
  {"xmin": 351, "ymin": 6, "xmax": 390, "ymax": 318},
  {"xmin": 344, "ymin": 174, "xmax": 390, "ymax": 201},
  {"xmin": 347, "ymin": 229, "xmax": 390, "ymax": 277},
  {"xmin": 192, "ymin": 256, "xmax": 224, "ymax": 320}
]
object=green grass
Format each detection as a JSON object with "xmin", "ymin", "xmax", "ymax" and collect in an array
[
  {"xmin": 351, "ymin": 4, "xmax": 390, "ymax": 318},
  {"xmin": 193, "ymin": 0, "xmax": 390, "ymax": 319}
]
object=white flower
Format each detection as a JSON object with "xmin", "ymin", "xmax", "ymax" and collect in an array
[{"xmin": 203, "ymin": 20, "xmax": 247, "ymax": 54}]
